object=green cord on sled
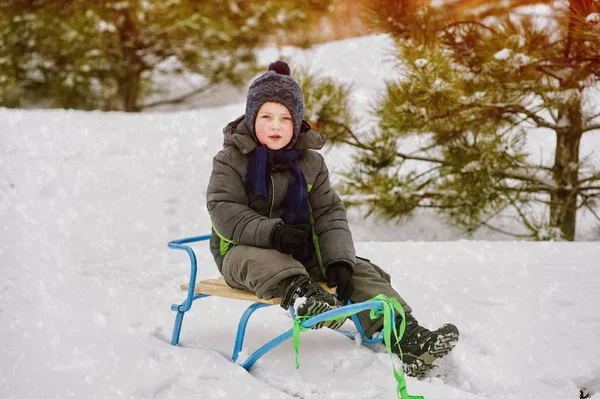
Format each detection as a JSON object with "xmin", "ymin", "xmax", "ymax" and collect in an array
[{"xmin": 292, "ymin": 294, "xmax": 424, "ymax": 399}]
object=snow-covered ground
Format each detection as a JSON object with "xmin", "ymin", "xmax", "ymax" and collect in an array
[{"xmin": 1, "ymin": 35, "xmax": 600, "ymax": 399}]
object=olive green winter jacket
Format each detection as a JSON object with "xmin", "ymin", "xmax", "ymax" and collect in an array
[{"xmin": 206, "ymin": 115, "xmax": 356, "ymax": 276}]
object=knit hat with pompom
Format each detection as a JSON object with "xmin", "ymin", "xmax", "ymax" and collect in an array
[{"xmin": 244, "ymin": 60, "xmax": 305, "ymax": 146}]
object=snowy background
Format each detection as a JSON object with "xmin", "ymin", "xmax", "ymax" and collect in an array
[{"xmin": 1, "ymin": 35, "xmax": 600, "ymax": 399}]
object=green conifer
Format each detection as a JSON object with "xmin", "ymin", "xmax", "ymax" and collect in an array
[
  {"xmin": 0, "ymin": 0, "xmax": 331, "ymax": 111},
  {"xmin": 340, "ymin": 0, "xmax": 600, "ymax": 240}
]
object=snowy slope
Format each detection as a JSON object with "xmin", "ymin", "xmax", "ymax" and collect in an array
[
  {"xmin": 1, "ymin": 35, "xmax": 600, "ymax": 399},
  {"xmin": 2, "ymin": 104, "xmax": 600, "ymax": 399}
]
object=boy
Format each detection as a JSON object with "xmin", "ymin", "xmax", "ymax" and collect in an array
[{"xmin": 206, "ymin": 60, "xmax": 458, "ymax": 377}]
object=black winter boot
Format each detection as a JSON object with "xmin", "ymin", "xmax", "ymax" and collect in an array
[
  {"xmin": 395, "ymin": 312, "xmax": 459, "ymax": 378},
  {"xmin": 280, "ymin": 276, "xmax": 345, "ymax": 330}
]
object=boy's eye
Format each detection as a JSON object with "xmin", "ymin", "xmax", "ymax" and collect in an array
[
  {"xmin": 283, "ymin": 117, "xmax": 292, "ymax": 121},
  {"xmin": 261, "ymin": 115, "xmax": 271, "ymax": 119}
]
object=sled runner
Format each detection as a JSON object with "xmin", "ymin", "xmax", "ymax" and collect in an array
[{"xmin": 168, "ymin": 234, "xmax": 424, "ymax": 399}]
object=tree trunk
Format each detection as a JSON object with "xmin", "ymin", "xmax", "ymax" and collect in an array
[
  {"xmin": 550, "ymin": 101, "xmax": 582, "ymax": 241},
  {"xmin": 116, "ymin": 4, "xmax": 143, "ymax": 112},
  {"xmin": 549, "ymin": 0, "xmax": 588, "ymax": 241},
  {"xmin": 119, "ymin": 71, "xmax": 141, "ymax": 112}
]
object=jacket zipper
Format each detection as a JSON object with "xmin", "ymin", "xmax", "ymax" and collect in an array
[{"xmin": 269, "ymin": 176, "xmax": 275, "ymax": 219}]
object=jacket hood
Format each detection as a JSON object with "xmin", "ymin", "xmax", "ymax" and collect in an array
[{"xmin": 222, "ymin": 115, "xmax": 327, "ymax": 155}]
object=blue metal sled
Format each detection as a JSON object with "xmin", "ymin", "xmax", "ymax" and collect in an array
[{"xmin": 168, "ymin": 234, "xmax": 386, "ymax": 370}]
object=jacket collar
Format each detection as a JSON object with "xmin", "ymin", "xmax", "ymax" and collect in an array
[{"xmin": 222, "ymin": 115, "xmax": 327, "ymax": 154}]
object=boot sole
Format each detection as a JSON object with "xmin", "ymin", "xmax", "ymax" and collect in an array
[
  {"xmin": 300, "ymin": 301, "xmax": 346, "ymax": 330},
  {"xmin": 404, "ymin": 330, "xmax": 459, "ymax": 378}
]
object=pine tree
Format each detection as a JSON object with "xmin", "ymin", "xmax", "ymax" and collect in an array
[
  {"xmin": 334, "ymin": 0, "xmax": 600, "ymax": 240},
  {"xmin": 0, "ymin": 0, "xmax": 331, "ymax": 111},
  {"xmin": 295, "ymin": 68, "xmax": 357, "ymax": 143}
]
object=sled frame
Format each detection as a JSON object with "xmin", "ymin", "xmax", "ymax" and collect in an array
[{"xmin": 168, "ymin": 234, "xmax": 387, "ymax": 370}]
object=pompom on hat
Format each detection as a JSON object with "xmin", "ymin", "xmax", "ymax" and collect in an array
[{"xmin": 244, "ymin": 60, "xmax": 305, "ymax": 146}]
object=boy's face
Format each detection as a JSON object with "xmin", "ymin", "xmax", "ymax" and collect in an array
[{"xmin": 254, "ymin": 102, "xmax": 294, "ymax": 150}]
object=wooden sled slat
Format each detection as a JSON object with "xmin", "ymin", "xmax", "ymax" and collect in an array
[{"xmin": 181, "ymin": 276, "xmax": 336, "ymax": 305}]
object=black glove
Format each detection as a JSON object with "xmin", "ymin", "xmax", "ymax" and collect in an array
[
  {"xmin": 270, "ymin": 224, "xmax": 311, "ymax": 260},
  {"xmin": 326, "ymin": 262, "xmax": 354, "ymax": 302}
]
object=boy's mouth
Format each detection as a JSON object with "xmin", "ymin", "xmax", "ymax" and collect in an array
[{"xmin": 269, "ymin": 135, "xmax": 282, "ymax": 139}]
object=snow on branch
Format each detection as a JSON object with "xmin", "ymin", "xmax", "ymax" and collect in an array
[{"xmin": 493, "ymin": 169, "xmax": 557, "ymax": 192}]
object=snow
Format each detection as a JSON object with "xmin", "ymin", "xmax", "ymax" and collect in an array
[
  {"xmin": 2, "ymin": 34, "xmax": 600, "ymax": 399},
  {"xmin": 493, "ymin": 49, "xmax": 512, "ymax": 61},
  {"xmin": 586, "ymin": 13, "xmax": 600, "ymax": 25},
  {"xmin": 415, "ymin": 58, "xmax": 429, "ymax": 68},
  {"xmin": 293, "ymin": 297, "xmax": 308, "ymax": 314}
]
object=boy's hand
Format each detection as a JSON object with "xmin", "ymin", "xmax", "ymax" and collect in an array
[
  {"xmin": 271, "ymin": 224, "xmax": 311, "ymax": 260},
  {"xmin": 326, "ymin": 262, "xmax": 354, "ymax": 302}
]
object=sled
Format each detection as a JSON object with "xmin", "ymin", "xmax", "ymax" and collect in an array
[{"xmin": 168, "ymin": 234, "xmax": 387, "ymax": 370}]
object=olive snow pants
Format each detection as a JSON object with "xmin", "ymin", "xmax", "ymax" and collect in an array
[{"xmin": 220, "ymin": 245, "xmax": 413, "ymax": 338}]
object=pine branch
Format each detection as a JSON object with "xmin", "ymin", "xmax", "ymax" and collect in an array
[
  {"xmin": 477, "ymin": 221, "xmax": 534, "ymax": 239},
  {"xmin": 480, "ymin": 103, "xmax": 558, "ymax": 130},
  {"xmin": 492, "ymin": 170, "xmax": 557, "ymax": 191},
  {"xmin": 525, "ymin": 57, "xmax": 600, "ymax": 70},
  {"xmin": 469, "ymin": 0, "xmax": 554, "ymax": 19},
  {"xmin": 582, "ymin": 124, "xmax": 600, "ymax": 134},
  {"xmin": 443, "ymin": 20, "xmax": 496, "ymax": 34},
  {"xmin": 412, "ymin": 141, "xmax": 444, "ymax": 155},
  {"xmin": 337, "ymin": 138, "xmax": 374, "ymax": 152},
  {"xmin": 585, "ymin": 111, "xmax": 600, "ymax": 125},
  {"xmin": 580, "ymin": 198, "xmax": 600, "ymax": 223},
  {"xmin": 503, "ymin": 112, "xmax": 531, "ymax": 129},
  {"xmin": 577, "ymin": 173, "xmax": 600, "ymax": 186},
  {"xmin": 141, "ymin": 83, "xmax": 212, "ymax": 109},
  {"xmin": 394, "ymin": 150, "xmax": 447, "ymax": 165},
  {"xmin": 536, "ymin": 66, "xmax": 574, "ymax": 85},
  {"xmin": 320, "ymin": 120, "xmax": 371, "ymax": 150},
  {"xmin": 529, "ymin": 197, "xmax": 554, "ymax": 206},
  {"xmin": 404, "ymin": 193, "xmax": 463, "ymax": 210},
  {"xmin": 464, "ymin": 200, "xmax": 511, "ymax": 233},
  {"xmin": 579, "ymin": 186, "xmax": 600, "ymax": 192},
  {"xmin": 369, "ymin": 138, "xmax": 556, "ymax": 191},
  {"xmin": 538, "ymin": 91, "xmax": 560, "ymax": 124},
  {"xmin": 584, "ymin": 203, "xmax": 600, "ymax": 223},
  {"xmin": 507, "ymin": 196, "xmax": 541, "ymax": 235},
  {"xmin": 400, "ymin": 190, "xmax": 463, "ymax": 205},
  {"xmin": 405, "ymin": 166, "xmax": 443, "ymax": 186},
  {"xmin": 440, "ymin": 101, "xmax": 557, "ymax": 133},
  {"xmin": 503, "ymin": 185, "xmax": 557, "ymax": 194}
]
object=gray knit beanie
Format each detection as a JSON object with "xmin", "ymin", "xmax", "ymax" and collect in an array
[{"xmin": 244, "ymin": 60, "xmax": 305, "ymax": 146}]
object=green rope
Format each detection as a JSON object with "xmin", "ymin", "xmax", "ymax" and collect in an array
[
  {"xmin": 370, "ymin": 295, "xmax": 424, "ymax": 399},
  {"xmin": 292, "ymin": 317, "xmax": 311, "ymax": 369},
  {"xmin": 291, "ymin": 294, "xmax": 424, "ymax": 399}
]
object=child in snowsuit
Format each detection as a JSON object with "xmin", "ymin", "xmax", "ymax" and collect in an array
[{"xmin": 206, "ymin": 60, "xmax": 458, "ymax": 377}]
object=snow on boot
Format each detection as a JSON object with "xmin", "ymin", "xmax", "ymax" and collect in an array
[
  {"xmin": 396, "ymin": 313, "xmax": 459, "ymax": 378},
  {"xmin": 280, "ymin": 276, "xmax": 345, "ymax": 330}
]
